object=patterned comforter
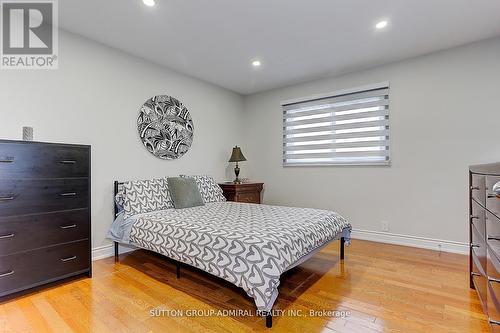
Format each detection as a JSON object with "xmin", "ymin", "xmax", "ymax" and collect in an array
[{"xmin": 129, "ymin": 201, "xmax": 351, "ymax": 311}]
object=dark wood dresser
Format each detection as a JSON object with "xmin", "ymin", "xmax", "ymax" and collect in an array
[
  {"xmin": 470, "ymin": 163, "xmax": 500, "ymax": 331},
  {"xmin": 219, "ymin": 182, "xmax": 263, "ymax": 204},
  {"xmin": 0, "ymin": 140, "xmax": 91, "ymax": 298}
]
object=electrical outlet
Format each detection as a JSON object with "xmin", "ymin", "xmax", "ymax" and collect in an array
[{"xmin": 381, "ymin": 221, "xmax": 389, "ymax": 232}]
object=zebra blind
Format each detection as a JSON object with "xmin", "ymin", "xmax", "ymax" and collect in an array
[{"xmin": 282, "ymin": 83, "xmax": 390, "ymax": 166}]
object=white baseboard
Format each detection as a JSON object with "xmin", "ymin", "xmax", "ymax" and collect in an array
[
  {"xmin": 350, "ymin": 229, "xmax": 469, "ymax": 254},
  {"xmin": 91, "ymin": 230, "xmax": 468, "ymax": 261},
  {"xmin": 92, "ymin": 243, "xmax": 136, "ymax": 261}
]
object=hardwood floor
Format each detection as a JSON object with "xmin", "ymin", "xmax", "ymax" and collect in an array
[{"xmin": 0, "ymin": 240, "xmax": 490, "ymax": 333}]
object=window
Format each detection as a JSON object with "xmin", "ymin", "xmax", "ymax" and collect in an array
[{"xmin": 282, "ymin": 82, "xmax": 390, "ymax": 166}]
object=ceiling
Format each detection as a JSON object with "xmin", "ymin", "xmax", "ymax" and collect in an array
[{"xmin": 59, "ymin": 0, "xmax": 500, "ymax": 95}]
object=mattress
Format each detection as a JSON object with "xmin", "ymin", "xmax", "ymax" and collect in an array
[{"xmin": 109, "ymin": 201, "xmax": 351, "ymax": 312}]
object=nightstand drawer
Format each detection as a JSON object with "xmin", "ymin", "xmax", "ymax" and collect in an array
[{"xmin": 236, "ymin": 193, "xmax": 260, "ymax": 204}]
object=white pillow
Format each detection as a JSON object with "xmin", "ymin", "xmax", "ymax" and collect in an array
[
  {"xmin": 122, "ymin": 178, "xmax": 173, "ymax": 218},
  {"xmin": 180, "ymin": 175, "xmax": 226, "ymax": 203}
]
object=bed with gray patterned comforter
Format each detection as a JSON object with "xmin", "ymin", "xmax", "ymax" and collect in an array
[{"xmin": 114, "ymin": 201, "xmax": 351, "ymax": 312}]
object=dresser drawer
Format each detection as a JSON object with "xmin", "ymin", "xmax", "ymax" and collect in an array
[
  {"xmin": 488, "ymin": 251, "xmax": 500, "ymax": 329},
  {"xmin": 487, "ymin": 211, "xmax": 500, "ymax": 259},
  {"xmin": 0, "ymin": 209, "xmax": 89, "ymax": 256},
  {"xmin": 472, "ymin": 223, "xmax": 487, "ymax": 270},
  {"xmin": 472, "ymin": 200, "xmax": 486, "ymax": 238},
  {"xmin": 0, "ymin": 179, "xmax": 88, "ymax": 216},
  {"xmin": 0, "ymin": 240, "xmax": 90, "ymax": 297},
  {"xmin": 0, "ymin": 142, "xmax": 89, "ymax": 179},
  {"xmin": 472, "ymin": 254, "xmax": 488, "ymax": 305},
  {"xmin": 488, "ymin": 280, "xmax": 500, "ymax": 325},
  {"xmin": 487, "ymin": 176, "xmax": 500, "ymax": 220},
  {"xmin": 472, "ymin": 174, "xmax": 486, "ymax": 206},
  {"xmin": 489, "ymin": 248, "xmax": 500, "ymax": 280}
]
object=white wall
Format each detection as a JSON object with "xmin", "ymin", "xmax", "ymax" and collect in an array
[
  {"xmin": 243, "ymin": 37, "xmax": 500, "ymax": 246},
  {"xmin": 1, "ymin": 29, "xmax": 498, "ymax": 255},
  {"xmin": 0, "ymin": 31, "xmax": 244, "ymax": 250}
]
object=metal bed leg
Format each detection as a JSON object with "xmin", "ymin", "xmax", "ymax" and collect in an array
[
  {"xmin": 265, "ymin": 312, "xmax": 272, "ymax": 328},
  {"xmin": 340, "ymin": 237, "xmax": 345, "ymax": 260},
  {"xmin": 114, "ymin": 242, "xmax": 119, "ymax": 261},
  {"xmin": 176, "ymin": 262, "xmax": 181, "ymax": 279}
]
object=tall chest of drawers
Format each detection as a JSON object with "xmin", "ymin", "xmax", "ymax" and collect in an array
[
  {"xmin": 0, "ymin": 140, "xmax": 91, "ymax": 298},
  {"xmin": 470, "ymin": 163, "xmax": 500, "ymax": 331}
]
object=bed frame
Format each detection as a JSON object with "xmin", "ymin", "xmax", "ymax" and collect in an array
[{"xmin": 113, "ymin": 181, "xmax": 345, "ymax": 328}]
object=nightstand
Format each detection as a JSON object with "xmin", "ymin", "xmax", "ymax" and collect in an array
[{"xmin": 219, "ymin": 182, "xmax": 263, "ymax": 204}]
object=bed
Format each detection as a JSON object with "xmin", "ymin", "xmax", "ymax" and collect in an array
[{"xmin": 108, "ymin": 180, "xmax": 351, "ymax": 328}]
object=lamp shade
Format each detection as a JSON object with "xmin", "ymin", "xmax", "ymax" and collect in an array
[{"xmin": 229, "ymin": 146, "xmax": 247, "ymax": 162}]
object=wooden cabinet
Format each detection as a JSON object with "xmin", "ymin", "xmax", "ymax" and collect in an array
[
  {"xmin": 218, "ymin": 182, "xmax": 263, "ymax": 204},
  {"xmin": 0, "ymin": 140, "xmax": 91, "ymax": 298},
  {"xmin": 470, "ymin": 162, "xmax": 500, "ymax": 330}
]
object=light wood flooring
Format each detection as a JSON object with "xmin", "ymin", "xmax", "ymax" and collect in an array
[{"xmin": 0, "ymin": 240, "xmax": 490, "ymax": 333}]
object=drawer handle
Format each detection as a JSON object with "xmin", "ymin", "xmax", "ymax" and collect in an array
[
  {"xmin": 471, "ymin": 272, "xmax": 481, "ymax": 277},
  {"xmin": 489, "ymin": 277, "xmax": 500, "ymax": 283},
  {"xmin": 60, "ymin": 160, "xmax": 76, "ymax": 164},
  {"xmin": 471, "ymin": 244, "xmax": 480, "ymax": 249},
  {"xmin": 0, "ymin": 233, "xmax": 15, "ymax": 239},
  {"xmin": 470, "ymin": 215, "xmax": 479, "ymax": 219},
  {"xmin": 60, "ymin": 255, "xmax": 77, "ymax": 262},
  {"xmin": 0, "ymin": 159, "xmax": 14, "ymax": 163},
  {"xmin": 60, "ymin": 192, "xmax": 77, "ymax": 197},
  {"xmin": 471, "ymin": 186, "xmax": 480, "ymax": 191},
  {"xmin": 489, "ymin": 236, "xmax": 500, "ymax": 241},
  {"xmin": 0, "ymin": 270, "xmax": 14, "ymax": 278},
  {"xmin": 0, "ymin": 196, "xmax": 14, "ymax": 202},
  {"xmin": 60, "ymin": 224, "xmax": 77, "ymax": 229},
  {"xmin": 490, "ymin": 319, "xmax": 500, "ymax": 326}
]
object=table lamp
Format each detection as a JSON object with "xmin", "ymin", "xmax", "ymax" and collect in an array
[{"xmin": 229, "ymin": 146, "xmax": 246, "ymax": 183}]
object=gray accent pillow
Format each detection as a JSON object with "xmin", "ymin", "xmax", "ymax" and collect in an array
[{"xmin": 167, "ymin": 177, "xmax": 204, "ymax": 209}]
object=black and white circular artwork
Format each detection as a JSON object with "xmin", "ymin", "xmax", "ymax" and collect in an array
[{"xmin": 137, "ymin": 95, "xmax": 194, "ymax": 159}]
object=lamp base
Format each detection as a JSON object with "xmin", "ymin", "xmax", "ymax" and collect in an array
[{"xmin": 233, "ymin": 163, "xmax": 241, "ymax": 184}]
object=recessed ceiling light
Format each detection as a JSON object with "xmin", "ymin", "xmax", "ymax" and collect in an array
[
  {"xmin": 143, "ymin": 0, "xmax": 155, "ymax": 7},
  {"xmin": 375, "ymin": 20, "xmax": 388, "ymax": 29},
  {"xmin": 251, "ymin": 60, "xmax": 261, "ymax": 67}
]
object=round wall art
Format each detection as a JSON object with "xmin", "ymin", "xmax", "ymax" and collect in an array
[{"xmin": 137, "ymin": 95, "xmax": 194, "ymax": 159}]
